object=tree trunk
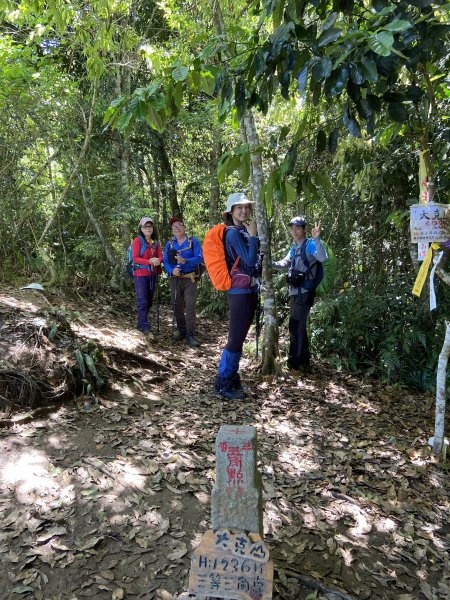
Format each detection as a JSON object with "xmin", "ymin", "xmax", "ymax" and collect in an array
[
  {"xmin": 117, "ymin": 67, "xmax": 132, "ymax": 251},
  {"xmin": 78, "ymin": 173, "xmax": 119, "ymax": 272},
  {"xmin": 45, "ymin": 145, "xmax": 60, "ymax": 284},
  {"xmin": 432, "ymin": 321, "xmax": 450, "ymax": 458},
  {"xmin": 180, "ymin": 181, "xmax": 201, "ymax": 215},
  {"xmin": 211, "ymin": 0, "xmax": 279, "ymax": 374},
  {"xmin": 209, "ymin": 128, "xmax": 222, "ymax": 227},
  {"xmin": 241, "ymin": 114, "xmax": 279, "ymax": 374},
  {"xmin": 148, "ymin": 154, "xmax": 165, "ymax": 236},
  {"xmin": 38, "ymin": 79, "xmax": 98, "ymax": 247},
  {"xmin": 436, "ymin": 265, "xmax": 450, "ymax": 286},
  {"xmin": 140, "ymin": 155, "xmax": 160, "ymax": 231},
  {"xmin": 148, "ymin": 130, "xmax": 181, "ymax": 218}
]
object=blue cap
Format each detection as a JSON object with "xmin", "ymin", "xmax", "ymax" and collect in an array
[{"xmin": 288, "ymin": 216, "xmax": 307, "ymax": 227}]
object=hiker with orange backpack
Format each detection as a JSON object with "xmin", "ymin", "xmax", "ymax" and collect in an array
[
  {"xmin": 205, "ymin": 193, "xmax": 261, "ymax": 400},
  {"xmin": 131, "ymin": 217, "xmax": 163, "ymax": 340},
  {"xmin": 163, "ymin": 216, "xmax": 203, "ymax": 347},
  {"xmin": 273, "ymin": 216, "xmax": 327, "ymax": 370}
]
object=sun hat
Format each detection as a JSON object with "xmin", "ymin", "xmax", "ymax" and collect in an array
[
  {"xmin": 139, "ymin": 217, "xmax": 154, "ymax": 227},
  {"xmin": 288, "ymin": 216, "xmax": 307, "ymax": 227},
  {"xmin": 222, "ymin": 192, "xmax": 254, "ymax": 219}
]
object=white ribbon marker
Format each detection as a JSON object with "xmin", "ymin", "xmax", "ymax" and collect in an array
[{"xmin": 430, "ymin": 251, "xmax": 444, "ymax": 311}]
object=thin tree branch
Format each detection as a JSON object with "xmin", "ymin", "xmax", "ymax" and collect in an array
[{"xmin": 38, "ymin": 79, "xmax": 99, "ymax": 246}]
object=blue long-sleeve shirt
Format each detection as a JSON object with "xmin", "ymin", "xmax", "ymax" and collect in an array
[
  {"xmin": 163, "ymin": 235, "xmax": 203, "ymax": 276},
  {"xmin": 225, "ymin": 226, "xmax": 259, "ymax": 295}
]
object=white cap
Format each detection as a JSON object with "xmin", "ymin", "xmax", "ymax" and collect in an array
[{"xmin": 222, "ymin": 192, "xmax": 254, "ymax": 218}]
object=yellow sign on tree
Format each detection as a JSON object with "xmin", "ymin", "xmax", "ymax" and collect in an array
[{"xmin": 412, "ymin": 243, "xmax": 441, "ymax": 297}]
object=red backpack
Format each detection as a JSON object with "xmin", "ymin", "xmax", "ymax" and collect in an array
[{"xmin": 203, "ymin": 225, "xmax": 239, "ymax": 291}]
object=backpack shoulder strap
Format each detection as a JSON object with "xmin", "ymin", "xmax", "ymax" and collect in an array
[
  {"xmin": 289, "ymin": 243, "xmax": 297, "ymax": 261},
  {"xmin": 224, "ymin": 226, "xmax": 240, "ymax": 272},
  {"xmin": 300, "ymin": 239, "xmax": 310, "ymax": 267},
  {"xmin": 139, "ymin": 235, "xmax": 147, "ymax": 258}
]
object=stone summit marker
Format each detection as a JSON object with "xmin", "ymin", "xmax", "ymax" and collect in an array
[
  {"xmin": 212, "ymin": 424, "xmax": 262, "ymax": 535},
  {"xmin": 185, "ymin": 425, "xmax": 273, "ymax": 600}
]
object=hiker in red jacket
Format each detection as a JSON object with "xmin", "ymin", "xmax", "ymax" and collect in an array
[{"xmin": 131, "ymin": 217, "xmax": 163, "ymax": 340}]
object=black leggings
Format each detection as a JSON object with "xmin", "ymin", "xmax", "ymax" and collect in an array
[{"xmin": 225, "ymin": 293, "xmax": 258, "ymax": 353}]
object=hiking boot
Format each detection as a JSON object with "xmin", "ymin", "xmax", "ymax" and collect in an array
[
  {"xmin": 186, "ymin": 335, "xmax": 199, "ymax": 348},
  {"xmin": 215, "ymin": 387, "xmax": 246, "ymax": 401},
  {"xmin": 215, "ymin": 376, "xmax": 246, "ymax": 401},
  {"xmin": 287, "ymin": 358, "xmax": 300, "ymax": 371},
  {"xmin": 230, "ymin": 372, "xmax": 247, "ymax": 395},
  {"xmin": 172, "ymin": 331, "xmax": 186, "ymax": 342}
]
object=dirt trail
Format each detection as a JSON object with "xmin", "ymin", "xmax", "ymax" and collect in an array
[{"xmin": 0, "ymin": 283, "xmax": 449, "ymax": 600}]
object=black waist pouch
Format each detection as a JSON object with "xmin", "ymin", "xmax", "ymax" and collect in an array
[{"xmin": 286, "ymin": 268, "xmax": 305, "ymax": 287}]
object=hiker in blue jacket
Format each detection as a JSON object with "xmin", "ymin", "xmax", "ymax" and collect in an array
[
  {"xmin": 273, "ymin": 216, "xmax": 327, "ymax": 370},
  {"xmin": 215, "ymin": 192, "xmax": 262, "ymax": 400},
  {"xmin": 163, "ymin": 216, "xmax": 203, "ymax": 347}
]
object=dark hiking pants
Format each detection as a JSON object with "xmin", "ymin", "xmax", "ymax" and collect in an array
[
  {"xmin": 170, "ymin": 276, "xmax": 198, "ymax": 335},
  {"xmin": 288, "ymin": 290, "xmax": 315, "ymax": 368},
  {"xmin": 134, "ymin": 275, "xmax": 156, "ymax": 332},
  {"xmin": 226, "ymin": 293, "xmax": 258, "ymax": 354}
]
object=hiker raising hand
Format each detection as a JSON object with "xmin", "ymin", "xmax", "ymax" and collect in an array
[
  {"xmin": 272, "ymin": 215, "xmax": 327, "ymax": 372},
  {"xmin": 312, "ymin": 221, "xmax": 321, "ymax": 239}
]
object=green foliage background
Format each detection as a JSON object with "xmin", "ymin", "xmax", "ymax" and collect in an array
[{"xmin": 0, "ymin": 0, "xmax": 449, "ymax": 390}]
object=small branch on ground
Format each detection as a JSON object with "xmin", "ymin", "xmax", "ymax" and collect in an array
[{"xmin": 282, "ymin": 569, "xmax": 356, "ymax": 600}]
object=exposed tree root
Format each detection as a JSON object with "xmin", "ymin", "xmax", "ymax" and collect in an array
[
  {"xmin": 104, "ymin": 346, "xmax": 173, "ymax": 372},
  {"xmin": 0, "ymin": 369, "xmax": 49, "ymax": 413},
  {"xmin": 0, "ymin": 404, "xmax": 63, "ymax": 428}
]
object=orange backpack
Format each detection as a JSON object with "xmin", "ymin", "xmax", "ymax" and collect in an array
[{"xmin": 203, "ymin": 224, "xmax": 239, "ymax": 291}]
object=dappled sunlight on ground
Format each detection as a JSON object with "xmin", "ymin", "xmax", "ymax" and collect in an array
[
  {"xmin": 0, "ymin": 292, "xmax": 41, "ymax": 313},
  {"xmin": 1, "ymin": 447, "xmax": 56, "ymax": 499},
  {"xmin": 0, "ymin": 283, "xmax": 449, "ymax": 599},
  {"xmin": 71, "ymin": 320, "xmax": 145, "ymax": 352}
]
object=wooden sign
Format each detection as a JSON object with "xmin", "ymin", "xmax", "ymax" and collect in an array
[{"xmin": 188, "ymin": 530, "xmax": 273, "ymax": 600}]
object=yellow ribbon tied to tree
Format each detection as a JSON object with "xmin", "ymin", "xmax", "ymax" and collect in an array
[{"xmin": 412, "ymin": 243, "xmax": 441, "ymax": 297}]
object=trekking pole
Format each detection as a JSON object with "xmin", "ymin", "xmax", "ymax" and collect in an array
[
  {"xmin": 171, "ymin": 276, "xmax": 177, "ymax": 338},
  {"xmin": 255, "ymin": 287, "xmax": 262, "ymax": 359},
  {"xmin": 156, "ymin": 277, "xmax": 160, "ymax": 334}
]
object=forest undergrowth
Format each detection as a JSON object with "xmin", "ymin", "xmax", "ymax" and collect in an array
[{"xmin": 0, "ymin": 283, "xmax": 449, "ymax": 600}]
